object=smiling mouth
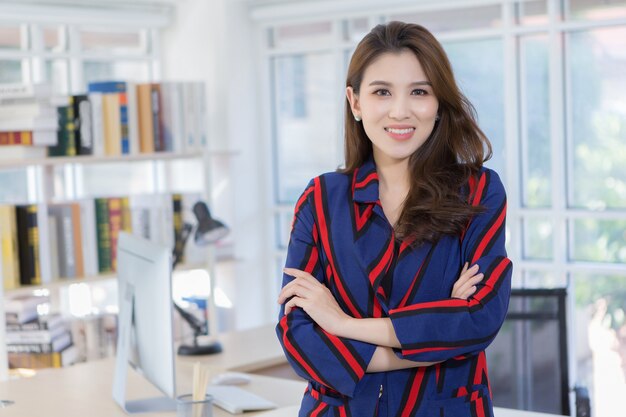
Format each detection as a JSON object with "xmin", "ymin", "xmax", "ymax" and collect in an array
[{"xmin": 384, "ymin": 127, "xmax": 415, "ymax": 135}]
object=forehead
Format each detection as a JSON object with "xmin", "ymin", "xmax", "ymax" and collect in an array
[{"xmin": 361, "ymin": 49, "xmax": 428, "ymax": 84}]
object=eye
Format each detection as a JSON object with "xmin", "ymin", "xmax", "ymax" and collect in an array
[
  {"xmin": 373, "ymin": 89, "xmax": 391, "ymax": 96},
  {"xmin": 411, "ymin": 89, "xmax": 428, "ymax": 96}
]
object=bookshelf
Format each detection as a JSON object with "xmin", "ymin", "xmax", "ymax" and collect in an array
[{"xmin": 0, "ymin": 81, "xmax": 221, "ymax": 378}]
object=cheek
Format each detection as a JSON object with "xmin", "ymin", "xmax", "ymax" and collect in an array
[{"xmin": 414, "ymin": 100, "xmax": 439, "ymax": 119}]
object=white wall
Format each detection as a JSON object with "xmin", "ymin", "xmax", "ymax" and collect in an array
[{"xmin": 162, "ymin": 0, "xmax": 272, "ymax": 330}]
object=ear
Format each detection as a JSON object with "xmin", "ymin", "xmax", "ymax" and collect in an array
[{"xmin": 346, "ymin": 86, "xmax": 361, "ymax": 118}]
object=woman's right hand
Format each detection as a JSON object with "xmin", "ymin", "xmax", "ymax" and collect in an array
[{"xmin": 451, "ymin": 262, "xmax": 484, "ymax": 299}]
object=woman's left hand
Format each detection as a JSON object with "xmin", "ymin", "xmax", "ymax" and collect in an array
[{"xmin": 278, "ymin": 267, "xmax": 350, "ymax": 335}]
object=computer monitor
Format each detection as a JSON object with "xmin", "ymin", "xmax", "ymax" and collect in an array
[{"xmin": 112, "ymin": 232, "xmax": 177, "ymax": 413}]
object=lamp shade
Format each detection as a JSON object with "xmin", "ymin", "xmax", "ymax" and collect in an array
[{"xmin": 192, "ymin": 201, "xmax": 229, "ymax": 245}]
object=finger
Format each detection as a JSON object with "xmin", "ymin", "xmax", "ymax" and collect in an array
[
  {"xmin": 284, "ymin": 297, "xmax": 304, "ymax": 315},
  {"xmin": 278, "ymin": 282, "xmax": 311, "ymax": 304},
  {"xmin": 461, "ymin": 262, "xmax": 468, "ymax": 275},
  {"xmin": 454, "ymin": 273, "xmax": 484, "ymax": 297},
  {"xmin": 458, "ymin": 286, "xmax": 477, "ymax": 300},
  {"xmin": 284, "ymin": 268, "xmax": 320, "ymax": 285}
]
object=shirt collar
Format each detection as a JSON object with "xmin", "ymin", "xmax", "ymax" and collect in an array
[{"xmin": 352, "ymin": 157, "xmax": 380, "ymax": 204}]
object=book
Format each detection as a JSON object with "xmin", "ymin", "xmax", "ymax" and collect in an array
[
  {"xmin": 0, "ymin": 83, "xmax": 52, "ymax": 101},
  {"xmin": 73, "ymin": 94, "xmax": 93, "ymax": 155},
  {"xmin": 0, "ymin": 204, "xmax": 20, "ymax": 290},
  {"xmin": 78, "ymin": 199, "xmax": 98, "ymax": 277},
  {"xmin": 102, "ymin": 94, "xmax": 122, "ymax": 156},
  {"xmin": 4, "ymin": 295, "xmax": 46, "ymax": 324},
  {"xmin": 6, "ymin": 322, "xmax": 68, "ymax": 343},
  {"xmin": 108, "ymin": 197, "xmax": 122, "ymax": 271},
  {"xmin": 88, "ymin": 81, "xmax": 127, "ymax": 155},
  {"xmin": 137, "ymin": 83, "xmax": 155, "ymax": 153},
  {"xmin": 88, "ymin": 92, "xmax": 105, "ymax": 157},
  {"xmin": 15, "ymin": 204, "xmax": 40, "ymax": 285},
  {"xmin": 151, "ymin": 83, "xmax": 164, "ymax": 152},
  {"xmin": 95, "ymin": 198, "xmax": 112, "ymax": 273},
  {"xmin": 8, "ymin": 344, "xmax": 78, "ymax": 369},
  {"xmin": 48, "ymin": 104, "xmax": 76, "ymax": 157},
  {"xmin": 6, "ymin": 330, "xmax": 72, "ymax": 353},
  {"xmin": 5, "ymin": 313, "xmax": 65, "ymax": 331},
  {"xmin": 48, "ymin": 204, "xmax": 76, "ymax": 278}
]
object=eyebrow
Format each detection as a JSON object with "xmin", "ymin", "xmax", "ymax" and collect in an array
[{"xmin": 368, "ymin": 80, "xmax": 432, "ymax": 87}]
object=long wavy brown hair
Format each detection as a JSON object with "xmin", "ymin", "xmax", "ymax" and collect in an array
[{"xmin": 342, "ymin": 21, "xmax": 492, "ymax": 243}]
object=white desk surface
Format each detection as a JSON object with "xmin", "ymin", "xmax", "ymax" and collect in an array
[{"xmin": 0, "ymin": 324, "xmax": 564, "ymax": 417}]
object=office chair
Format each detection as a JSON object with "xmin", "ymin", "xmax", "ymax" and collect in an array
[{"xmin": 487, "ymin": 288, "xmax": 591, "ymax": 417}]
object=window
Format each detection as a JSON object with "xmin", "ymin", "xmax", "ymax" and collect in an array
[{"xmin": 257, "ymin": 0, "xmax": 626, "ymax": 414}]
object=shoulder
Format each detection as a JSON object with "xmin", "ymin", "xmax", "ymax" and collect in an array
[
  {"xmin": 469, "ymin": 166, "xmax": 506, "ymax": 205},
  {"xmin": 467, "ymin": 167, "xmax": 506, "ymax": 206},
  {"xmin": 302, "ymin": 171, "xmax": 352, "ymax": 195}
]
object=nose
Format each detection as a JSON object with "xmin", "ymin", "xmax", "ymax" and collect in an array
[{"xmin": 388, "ymin": 96, "xmax": 410, "ymax": 120}]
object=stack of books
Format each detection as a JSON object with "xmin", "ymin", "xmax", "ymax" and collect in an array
[
  {"xmin": 0, "ymin": 83, "xmax": 58, "ymax": 159},
  {"xmin": 4, "ymin": 296, "xmax": 77, "ymax": 369}
]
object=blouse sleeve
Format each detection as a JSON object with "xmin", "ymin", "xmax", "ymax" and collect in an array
[
  {"xmin": 388, "ymin": 169, "xmax": 513, "ymax": 362},
  {"xmin": 275, "ymin": 179, "xmax": 377, "ymax": 397}
]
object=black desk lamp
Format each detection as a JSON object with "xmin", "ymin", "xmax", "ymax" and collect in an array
[{"xmin": 172, "ymin": 201, "xmax": 229, "ymax": 356}]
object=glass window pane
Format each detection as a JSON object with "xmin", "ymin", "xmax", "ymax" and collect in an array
[
  {"xmin": 344, "ymin": 17, "xmax": 370, "ymax": 42},
  {"xmin": 443, "ymin": 39, "xmax": 505, "ymax": 182},
  {"xmin": 271, "ymin": 53, "xmax": 341, "ymax": 203},
  {"xmin": 43, "ymin": 25, "xmax": 65, "ymax": 53},
  {"xmin": 80, "ymin": 29, "xmax": 145, "ymax": 54},
  {"xmin": 271, "ymin": 21, "xmax": 334, "ymax": 49},
  {"xmin": 573, "ymin": 273, "xmax": 626, "ymax": 416},
  {"xmin": 523, "ymin": 270, "xmax": 565, "ymax": 288},
  {"xmin": 0, "ymin": 24, "xmax": 23, "ymax": 50},
  {"xmin": 275, "ymin": 211, "xmax": 292, "ymax": 250},
  {"xmin": 45, "ymin": 59, "xmax": 69, "ymax": 96},
  {"xmin": 0, "ymin": 170, "xmax": 30, "ymax": 204},
  {"xmin": 517, "ymin": 0, "xmax": 549, "ymax": 25},
  {"xmin": 569, "ymin": 28, "xmax": 626, "ymax": 209},
  {"xmin": 391, "ymin": 5, "xmax": 502, "ymax": 32},
  {"xmin": 523, "ymin": 218, "xmax": 554, "ymax": 260},
  {"xmin": 570, "ymin": 219, "xmax": 626, "ymax": 263},
  {"xmin": 568, "ymin": 0, "xmax": 626, "ymax": 20},
  {"xmin": 83, "ymin": 61, "xmax": 151, "ymax": 87},
  {"xmin": 0, "ymin": 60, "xmax": 23, "ymax": 83},
  {"xmin": 520, "ymin": 35, "xmax": 551, "ymax": 208}
]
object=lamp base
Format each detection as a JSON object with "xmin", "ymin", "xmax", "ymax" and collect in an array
[{"xmin": 177, "ymin": 340, "xmax": 223, "ymax": 356}]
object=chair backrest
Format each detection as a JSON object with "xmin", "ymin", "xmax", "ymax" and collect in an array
[{"xmin": 487, "ymin": 288, "xmax": 570, "ymax": 415}]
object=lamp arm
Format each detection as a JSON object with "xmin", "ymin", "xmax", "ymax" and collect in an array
[{"xmin": 173, "ymin": 302, "xmax": 207, "ymax": 336}]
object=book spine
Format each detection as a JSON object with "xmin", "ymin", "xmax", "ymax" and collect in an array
[
  {"xmin": 119, "ymin": 92, "xmax": 129, "ymax": 154},
  {"xmin": 70, "ymin": 203, "xmax": 84, "ymax": 278},
  {"xmin": 0, "ymin": 205, "xmax": 20, "ymax": 290},
  {"xmin": 172, "ymin": 194, "xmax": 184, "ymax": 264},
  {"xmin": 73, "ymin": 94, "xmax": 93, "ymax": 155},
  {"xmin": 7, "ymin": 331, "xmax": 72, "ymax": 354},
  {"xmin": 95, "ymin": 198, "xmax": 112, "ymax": 274},
  {"xmin": 108, "ymin": 198, "xmax": 122, "ymax": 271},
  {"xmin": 15, "ymin": 205, "xmax": 40, "ymax": 285},
  {"xmin": 151, "ymin": 84, "xmax": 163, "ymax": 152}
]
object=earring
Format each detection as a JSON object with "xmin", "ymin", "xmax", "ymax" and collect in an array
[
  {"xmin": 354, "ymin": 115, "xmax": 362, "ymax": 122},
  {"xmin": 435, "ymin": 115, "xmax": 440, "ymax": 121}
]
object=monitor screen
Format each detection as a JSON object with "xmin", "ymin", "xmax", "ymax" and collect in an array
[{"xmin": 112, "ymin": 232, "xmax": 176, "ymax": 413}]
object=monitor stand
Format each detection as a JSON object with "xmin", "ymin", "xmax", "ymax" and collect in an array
[{"xmin": 112, "ymin": 282, "xmax": 177, "ymax": 413}]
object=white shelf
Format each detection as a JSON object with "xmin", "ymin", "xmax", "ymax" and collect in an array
[{"xmin": 0, "ymin": 151, "xmax": 211, "ymax": 169}]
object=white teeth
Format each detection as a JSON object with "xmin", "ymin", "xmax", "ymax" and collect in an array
[{"xmin": 385, "ymin": 127, "xmax": 415, "ymax": 135}]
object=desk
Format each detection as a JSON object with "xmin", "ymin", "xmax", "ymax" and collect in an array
[{"xmin": 0, "ymin": 325, "xmax": 564, "ymax": 417}]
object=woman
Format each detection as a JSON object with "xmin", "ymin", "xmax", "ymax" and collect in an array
[{"xmin": 276, "ymin": 21, "xmax": 512, "ymax": 417}]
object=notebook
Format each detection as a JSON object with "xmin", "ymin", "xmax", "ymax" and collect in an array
[{"xmin": 206, "ymin": 385, "xmax": 277, "ymax": 414}]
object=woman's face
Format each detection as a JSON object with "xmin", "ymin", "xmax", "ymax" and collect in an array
[{"xmin": 347, "ymin": 49, "xmax": 439, "ymax": 166}]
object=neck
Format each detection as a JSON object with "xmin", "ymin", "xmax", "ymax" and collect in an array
[{"xmin": 374, "ymin": 155, "xmax": 410, "ymax": 194}]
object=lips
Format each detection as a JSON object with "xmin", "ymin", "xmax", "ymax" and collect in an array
[{"xmin": 384, "ymin": 126, "xmax": 415, "ymax": 140}]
